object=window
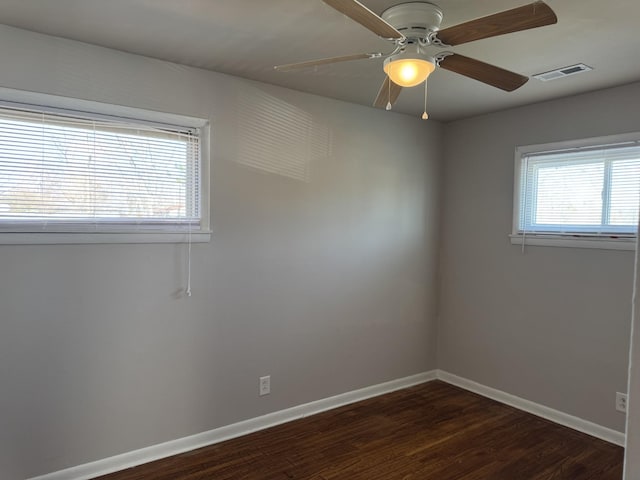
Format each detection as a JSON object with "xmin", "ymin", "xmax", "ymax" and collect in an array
[
  {"xmin": 512, "ymin": 134, "xmax": 640, "ymax": 250},
  {"xmin": 0, "ymin": 101, "xmax": 209, "ymax": 244}
]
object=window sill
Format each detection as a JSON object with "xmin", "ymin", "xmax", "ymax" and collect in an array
[
  {"xmin": 509, "ymin": 234, "xmax": 636, "ymax": 251},
  {"xmin": 0, "ymin": 231, "xmax": 212, "ymax": 245}
]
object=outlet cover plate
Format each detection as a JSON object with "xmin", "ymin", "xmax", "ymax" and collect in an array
[{"xmin": 260, "ymin": 375, "xmax": 271, "ymax": 396}]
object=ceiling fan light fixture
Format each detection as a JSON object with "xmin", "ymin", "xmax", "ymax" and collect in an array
[{"xmin": 383, "ymin": 49, "xmax": 435, "ymax": 88}]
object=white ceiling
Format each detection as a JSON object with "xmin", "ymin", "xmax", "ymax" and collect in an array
[{"xmin": 0, "ymin": 0, "xmax": 639, "ymax": 121}]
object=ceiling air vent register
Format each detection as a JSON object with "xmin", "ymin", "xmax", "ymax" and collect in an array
[{"xmin": 533, "ymin": 64, "xmax": 593, "ymax": 81}]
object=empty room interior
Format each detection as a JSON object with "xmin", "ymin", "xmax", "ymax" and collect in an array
[{"xmin": 1, "ymin": 0, "xmax": 640, "ymax": 479}]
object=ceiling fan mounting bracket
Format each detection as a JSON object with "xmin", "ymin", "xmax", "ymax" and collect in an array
[
  {"xmin": 434, "ymin": 51, "xmax": 454, "ymax": 66},
  {"xmin": 426, "ymin": 31, "xmax": 451, "ymax": 48},
  {"xmin": 381, "ymin": 2, "xmax": 444, "ymax": 43}
]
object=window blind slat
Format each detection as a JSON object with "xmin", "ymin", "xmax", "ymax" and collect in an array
[
  {"xmin": 0, "ymin": 106, "xmax": 201, "ymax": 233},
  {"xmin": 518, "ymin": 143, "xmax": 640, "ymax": 235}
]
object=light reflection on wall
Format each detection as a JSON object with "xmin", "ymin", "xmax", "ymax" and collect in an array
[{"xmin": 236, "ymin": 86, "xmax": 331, "ymax": 182}]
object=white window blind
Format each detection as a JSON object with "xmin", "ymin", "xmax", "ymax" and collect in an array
[
  {"xmin": 0, "ymin": 105, "xmax": 201, "ymax": 233},
  {"xmin": 517, "ymin": 142, "xmax": 640, "ymax": 236}
]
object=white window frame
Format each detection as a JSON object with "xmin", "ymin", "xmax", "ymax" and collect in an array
[
  {"xmin": 511, "ymin": 132, "xmax": 639, "ymax": 251},
  {"xmin": 0, "ymin": 88, "xmax": 210, "ymax": 245}
]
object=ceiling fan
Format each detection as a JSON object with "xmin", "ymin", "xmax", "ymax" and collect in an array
[{"xmin": 274, "ymin": 0, "xmax": 557, "ymax": 118}]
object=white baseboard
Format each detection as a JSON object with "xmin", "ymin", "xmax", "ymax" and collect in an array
[
  {"xmin": 436, "ymin": 370, "xmax": 626, "ymax": 447},
  {"xmin": 28, "ymin": 371, "xmax": 437, "ymax": 480},
  {"xmin": 28, "ymin": 369, "xmax": 625, "ymax": 480}
]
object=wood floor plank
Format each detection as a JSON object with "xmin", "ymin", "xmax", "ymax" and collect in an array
[{"xmin": 94, "ymin": 381, "xmax": 624, "ymax": 480}]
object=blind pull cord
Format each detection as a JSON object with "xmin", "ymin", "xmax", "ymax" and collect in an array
[
  {"xmin": 185, "ymin": 137, "xmax": 195, "ymax": 298},
  {"xmin": 186, "ymin": 218, "xmax": 193, "ymax": 297},
  {"xmin": 41, "ymin": 111, "xmax": 48, "ymax": 232}
]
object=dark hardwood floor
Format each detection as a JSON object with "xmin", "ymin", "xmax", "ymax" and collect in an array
[{"xmin": 95, "ymin": 381, "xmax": 624, "ymax": 480}]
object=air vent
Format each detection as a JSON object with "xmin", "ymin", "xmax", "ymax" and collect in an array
[{"xmin": 533, "ymin": 64, "xmax": 593, "ymax": 81}]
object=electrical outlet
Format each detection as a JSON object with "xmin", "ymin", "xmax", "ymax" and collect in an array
[
  {"xmin": 259, "ymin": 375, "xmax": 271, "ymax": 396},
  {"xmin": 616, "ymin": 392, "xmax": 627, "ymax": 413}
]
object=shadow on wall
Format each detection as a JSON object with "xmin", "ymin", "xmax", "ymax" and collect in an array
[{"xmin": 235, "ymin": 85, "xmax": 332, "ymax": 182}]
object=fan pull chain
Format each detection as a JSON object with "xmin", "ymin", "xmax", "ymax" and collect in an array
[
  {"xmin": 421, "ymin": 79, "xmax": 429, "ymax": 120},
  {"xmin": 386, "ymin": 76, "xmax": 392, "ymax": 110}
]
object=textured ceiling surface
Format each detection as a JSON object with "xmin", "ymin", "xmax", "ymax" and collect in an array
[{"xmin": 0, "ymin": 0, "xmax": 639, "ymax": 121}]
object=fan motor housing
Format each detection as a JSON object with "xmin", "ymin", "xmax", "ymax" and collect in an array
[{"xmin": 381, "ymin": 2, "xmax": 443, "ymax": 38}]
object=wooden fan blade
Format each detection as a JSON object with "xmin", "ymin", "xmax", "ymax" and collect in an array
[
  {"xmin": 323, "ymin": 0, "xmax": 404, "ymax": 39},
  {"xmin": 275, "ymin": 52, "xmax": 380, "ymax": 71},
  {"xmin": 435, "ymin": 1, "xmax": 557, "ymax": 46},
  {"xmin": 373, "ymin": 77, "xmax": 403, "ymax": 108},
  {"xmin": 439, "ymin": 54, "xmax": 528, "ymax": 92}
]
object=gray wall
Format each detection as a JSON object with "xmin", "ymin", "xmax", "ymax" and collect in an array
[
  {"xmin": 0, "ymin": 26, "xmax": 443, "ymax": 479},
  {"xmin": 624, "ymin": 231, "xmax": 639, "ymax": 478},
  {"xmin": 438, "ymin": 82, "xmax": 640, "ymax": 433}
]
